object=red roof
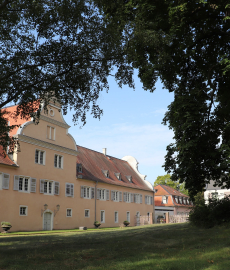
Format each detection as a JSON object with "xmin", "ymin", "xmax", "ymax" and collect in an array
[
  {"xmin": 76, "ymin": 145, "xmax": 153, "ymax": 191},
  {"xmin": 154, "ymin": 185, "xmax": 192, "ymax": 207},
  {"xmin": 0, "ymin": 147, "xmax": 17, "ymax": 167}
]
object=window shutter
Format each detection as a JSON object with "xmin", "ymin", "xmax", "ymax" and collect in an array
[
  {"xmin": 91, "ymin": 187, "xmax": 95, "ymax": 199},
  {"xmin": 30, "ymin": 178, "xmax": 36, "ymax": 193},
  {"xmin": 123, "ymin": 192, "xmax": 127, "ymax": 202},
  {"xmin": 13, "ymin": 175, "xmax": 19, "ymax": 190},
  {"xmin": 145, "ymin": 195, "xmax": 147, "ymax": 204},
  {"xmin": 151, "ymin": 196, "xmax": 153, "ymax": 205},
  {"xmin": 111, "ymin": 190, "xmax": 114, "ymax": 201},
  {"xmin": 97, "ymin": 188, "xmax": 100, "ymax": 199},
  {"xmin": 140, "ymin": 194, "xmax": 142, "ymax": 204},
  {"xmin": 54, "ymin": 181, "xmax": 59, "ymax": 195},
  {"xmin": 106, "ymin": 189, "xmax": 109, "ymax": 200},
  {"xmin": 131, "ymin": 193, "xmax": 134, "ymax": 203},
  {"xmin": 70, "ymin": 184, "xmax": 74, "ymax": 197},
  {"xmin": 134, "ymin": 194, "xmax": 136, "ymax": 203},
  {"xmin": 119, "ymin": 191, "xmax": 122, "ymax": 202},
  {"xmin": 80, "ymin": 186, "xmax": 84, "ymax": 197},
  {"xmin": 2, "ymin": 173, "xmax": 10, "ymax": 190},
  {"xmin": 40, "ymin": 179, "xmax": 44, "ymax": 193}
]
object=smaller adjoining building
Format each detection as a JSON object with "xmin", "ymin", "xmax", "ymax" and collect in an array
[
  {"xmin": 154, "ymin": 184, "xmax": 192, "ymax": 223},
  {"xmin": 204, "ymin": 180, "xmax": 230, "ymax": 202}
]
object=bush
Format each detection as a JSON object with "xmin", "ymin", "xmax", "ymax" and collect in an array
[
  {"xmin": 189, "ymin": 194, "xmax": 230, "ymax": 228},
  {"xmin": 1, "ymin": 221, "xmax": 11, "ymax": 226}
]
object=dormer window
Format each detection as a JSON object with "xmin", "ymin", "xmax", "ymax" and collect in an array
[
  {"xmin": 126, "ymin": 175, "xmax": 132, "ymax": 182},
  {"xmin": 102, "ymin": 170, "xmax": 109, "ymax": 178},
  {"xmin": 162, "ymin": 196, "xmax": 168, "ymax": 204},
  {"xmin": 114, "ymin": 173, "xmax": 121, "ymax": 180},
  {"xmin": 179, "ymin": 196, "xmax": 182, "ymax": 204},
  {"xmin": 183, "ymin": 197, "xmax": 187, "ymax": 204},
  {"xmin": 175, "ymin": 196, "xmax": 178, "ymax": 203},
  {"xmin": 77, "ymin": 163, "xmax": 83, "ymax": 173}
]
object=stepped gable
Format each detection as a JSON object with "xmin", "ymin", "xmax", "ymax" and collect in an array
[{"xmin": 76, "ymin": 145, "xmax": 152, "ymax": 191}]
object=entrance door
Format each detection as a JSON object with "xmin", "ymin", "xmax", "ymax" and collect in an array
[
  {"xmin": 43, "ymin": 212, "xmax": 52, "ymax": 230},
  {"xmin": 136, "ymin": 212, "xmax": 140, "ymax": 226}
]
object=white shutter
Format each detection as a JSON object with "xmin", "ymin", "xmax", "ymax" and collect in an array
[
  {"xmin": 134, "ymin": 194, "xmax": 136, "ymax": 203},
  {"xmin": 30, "ymin": 178, "xmax": 36, "ymax": 193},
  {"xmin": 97, "ymin": 188, "xmax": 100, "ymax": 199},
  {"xmin": 140, "ymin": 194, "xmax": 142, "ymax": 204},
  {"xmin": 54, "ymin": 182, "xmax": 59, "ymax": 195},
  {"xmin": 131, "ymin": 193, "xmax": 134, "ymax": 203},
  {"xmin": 80, "ymin": 186, "xmax": 84, "ymax": 197},
  {"xmin": 119, "ymin": 191, "xmax": 122, "ymax": 202},
  {"xmin": 91, "ymin": 187, "xmax": 95, "ymax": 199},
  {"xmin": 3, "ymin": 173, "xmax": 10, "ymax": 190},
  {"xmin": 111, "ymin": 190, "xmax": 115, "ymax": 201},
  {"xmin": 13, "ymin": 175, "xmax": 19, "ymax": 190},
  {"xmin": 123, "ymin": 192, "xmax": 127, "ymax": 202},
  {"xmin": 70, "ymin": 184, "xmax": 74, "ymax": 197},
  {"xmin": 40, "ymin": 179, "xmax": 44, "ymax": 193},
  {"xmin": 150, "ymin": 196, "xmax": 153, "ymax": 205},
  {"xmin": 106, "ymin": 189, "xmax": 109, "ymax": 200}
]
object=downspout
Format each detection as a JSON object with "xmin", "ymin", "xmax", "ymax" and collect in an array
[{"xmin": 95, "ymin": 181, "xmax": 98, "ymax": 222}]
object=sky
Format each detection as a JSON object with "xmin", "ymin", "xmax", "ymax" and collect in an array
[{"xmin": 63, "ymin": 72, "xmax": 175, "ymax": 186}]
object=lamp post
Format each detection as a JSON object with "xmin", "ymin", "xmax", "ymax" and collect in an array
[
  {"xmin": 41, "ymin": 204, "xmax": 48, "ymax": 217},
  {"xmin": 54, "ymin": 204, "xmax": 60, "ymax": 216}
]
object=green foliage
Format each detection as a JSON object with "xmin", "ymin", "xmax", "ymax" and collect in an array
[
  {"xmin": 189, "ymin": 194, "xmax": 230, "ymax": 228},
  {"xmin": 1, "ymin": 221, "xmax": 11, "ymax": 226},
  {"xmin": 154, "ymin": 174, "xmax": 189, "ymax": 195},
  {"xmin": 96, "ymin": 0, "xmax": 230, "ymax": 197}
]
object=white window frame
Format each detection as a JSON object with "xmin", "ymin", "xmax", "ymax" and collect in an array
[
  {"xmin": 114, "ymin": 211, "xmax": 118, "ymax": 223},
  {"xmin": 145, "ymin": 195, "xmax": 153, "ymax": 205},
  {"xmin": 18, "ymin": 176, "xmax": 30, "ymax": 193},
  {"xmin": 0, "ymin": 172, "xmax": 10, "ymax": 190},
  {"xmin": 54, "ymin": 154, "xmax": 63, "ymax": 169},
  {"xmin": 99, "ymin": 189, "xmax": 106, "ymax": 200},
  {"xmin": 162, "ymin": 196, "xmax": 168, "ymax": 204},
  {"xmin": 66, "ymin": 208, "xmax": 72, "ymax": 217},
  {"xmin": 100, "ymin": 210, "xmax": 105, "ymax": 223},
  {"xmin": 19, "ymin": 205, "xmax": 28, "ymax": 216},
  {"xmin": 126, "ymin": 192, "xmax": 131, "ymax": 203},
  {"xmin": 44, "ymin": 180, "xmax": 54, "ymax": 195},
  {"xmin": 85, "ymin": 209, "xmax": 90, "ymax": 218},
  {"xmin": 65, "ymin": 183, "xmax": 74, "ymax": 197},
  {"xmin": 47, "ymin": 125, "xmax": 55, "ymax": 140},
  {"xmin": 126, "ymin": 211, "xmax": 130, "ymax": 222},
  {"xmin": 35, "ymin": 149, "xmax": 45, "ymax": 165},
  {"xmin": 83, "ymin": 186, "xmax": 91, "ymax": 199}
]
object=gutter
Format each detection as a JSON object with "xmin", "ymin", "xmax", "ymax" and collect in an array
[{"xmin": 95, "ymin": 181, "xmax": 98, "ymax": 222}]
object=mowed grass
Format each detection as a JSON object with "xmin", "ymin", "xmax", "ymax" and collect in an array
[{"xmin": 0, "ymin": 223, "xmax": 230, "ymax": 270}]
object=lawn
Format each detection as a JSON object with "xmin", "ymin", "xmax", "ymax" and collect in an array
[{"xmin": 0, "ymin": 223, "xmax": 230, "ymax": 269}]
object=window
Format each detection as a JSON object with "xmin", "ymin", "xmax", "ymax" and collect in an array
[
  {"xmin": 19, "ymin": 206, "xmax": 27, "ymax": 216},
  {"xmin": 102, "ymin": 170, "xmax": 109, "ymax": 178},
  {"xmin": 40, "ymin": 180, "xmax": 59, "ymax": 195},
  {"xmin": 111, "ymin": 190, "xmax": 122, "ymax": 202},
  {"xmin": 126, "ymin": 175, "xmax": 132, "ymax": 182},
  {"xmin": 134, "ymin": 194, "xmax": 141, "ymax": 204},
  {"xmin": 145, "ymin": 195, "xmax": 153, "ymax": 205},
  {"xmin": 175, "ymin": 196, "xmax": 178, "ymax": 203},
  {"xmin": 183, "ymin": 197, "xmax": 187, "ymax": 204},
  {"xmin": 19, "ymin": 176, "xmax": 29, "ymax": 192},
  {"xmin": 66, "ymin": 183, "xmax": 74, "ymax": 197},
  {"xmin": 77, "ymin": 163, "xmax": 82, "ymax": 173},
  {"xmin": 35, "ymin": 150, "xmax": 45, "ymax": 165},
  {"xmin": 14, "ymin": 176, "xmax": 36, "ymax": 193},
  {"xmin": 101, "ymin": 210, "xmax": 105, "ymax": 223},
  {"xmin": 115, "ymin": 211, "xmax": 118, "ymax": 223},
  {"xmin": 0, "ymin": 173, "xmax": 10, "ymax": 190},
  {"xmin": 54, "ymin": 154, "xmax": 63, "ymax": 169},
  {"xmin": 47, "ymin": 125, "xmax": 55, "ymax": 140},
  {"xmin": 179, "ymin": 196, "xmax": 182, "ymax": 204},
  {"xmin": 85, "ymin": 209, "xmax": 90, "ymax": 218},
  {"xmin": 127, "ymin": 211, "xmax": 130, "ymax": 222},
  {"xmin": 115, "ymin": 173, "xmax": 121, "ymax": 180},
  {"xmin": 66, "ymin": 209, "xmax": 72, "ymax": 217},
  {"xmin": 97, "ymin": 188, "xmax": 109, "ymax": 200},
  {"xmin": 124, "ymin": 192, "xmax": 131, "ymax": 203},
  {"xmin": 211, "ymin": 192, "xmax": 218, "ymax": 199},
  {"xmin": 81, "ymin": 186, "xmax": 95, "ymax": 199},
  {"xmin": 162, "ymin": 196, "xmax": 168, "ymax": 204}
]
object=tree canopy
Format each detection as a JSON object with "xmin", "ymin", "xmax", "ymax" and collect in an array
[
  {"xmin": 154, "ymin": 174, "xmax": 189, "ymax": 196},
  {"xmin": 0, "ymin": 0, "xmax": 133, "ymax": 152},
  {"xmin": 96, "ymin": 0, "xmax": 230, "ymax": 197}
]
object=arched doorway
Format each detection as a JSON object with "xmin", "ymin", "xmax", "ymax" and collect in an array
[{"xmin": 43, "ymin": 211, "xmax": 53, "ymax": 230}]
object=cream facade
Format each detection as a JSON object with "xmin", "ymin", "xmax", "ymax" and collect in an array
[{"xmin": 0, "ymin": 102, "xmax": 154, "ymax": 231}]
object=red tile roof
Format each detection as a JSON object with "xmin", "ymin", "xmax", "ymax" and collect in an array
[
  {"xmin": 76, "ymin": 145, "xmax": 153, "ymax": 191},
  {"xmin": 0, "ymin": 147, "xmax": 17, "ymax": 167}
]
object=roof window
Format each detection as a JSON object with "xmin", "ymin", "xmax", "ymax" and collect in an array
[
  {"xmin": 114, "ymin": 173, "xmax": 121, "ymax": 180},
  {"xmin": 77, "ymin": 163, "xmax": 83, "ymax": 173},
  {"xmin": 126, "ymin": 175, "xmax": 132, "ymax": 182},
  {"xmin": 102, "ymin": 170, "xmax": 109, "ymax": 178}
]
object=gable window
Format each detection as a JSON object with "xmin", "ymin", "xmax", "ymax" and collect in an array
[
  {"xmin": 66, "ymin": 209, "xmax": 72, "ymax": 217},
  {"xmin": 35, "ymin": 150, "xmax": 45, "ymax": 165},
  {"xmin": 14, "ymin": 176, "xmax": 36, "ymax": 193},
  {"xmin": 111, "ymin": 190, "xmax": 122, "ymax": 202},
  {"xmin": 85, "ymin": 209, "xmax": 90, "ymax": 218},
  {"xmin": 81, "ymin": 186, "xmax": 95, "ymax": 199},
  {"xmin": 126, "ymin": 175, "xmax": 132, "ymax": 182},
  {"xmin": 65, "ymin": 183, "xmax": 74, "ymax": 197},
  {"xmin": 54, "ymin": 154, "xmax": 63, "ymax": 169},
  {"xmin": 115, "ymin": 211, "xmax": 118, "ymax": 223},
  {"xmin": 162, "ymin": 196, "xmax": 168, "ymax": 204},
  {"xmin": 0, "ymin": 173, "xmax": 10, "ymax": 190},
  {"xmin": 115, "ymin": 173, "xmax": 121, "ymax": 180},
  {"xmin": 47, "ymin": 125, "xmax": 55, "ymax": 140},
  {"xmin": 102, "ymin": 170, "xmax": 109, "ymax": 178},
  {"xmin": 126, "ymin": 211, "xmax": 130, "ymax": 222},
  {"xmin": 77, "ymin": 163, "xmax": 83, "ymax": 173},
  {"xmin": 101, "ymin": 210, "xmax": 105, "ymax": 223},
  {"xmin": 40, "ymin": 180, "xmax": 59, "ymax": 195},
  {"xmin": 20, "ymin": 206, "xmax": 27, "ymax": 216}
]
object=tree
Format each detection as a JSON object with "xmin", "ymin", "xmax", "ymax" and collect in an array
[
  {"xmin": 0, "ymin": 0, "xmax": 133, "ymax": 152},
  {"xmin": 154, "ymin": 174, "xmax": 189, "ymax": 196},
  {"xmin": 96, "ymin": 0, "xmax": 230, "ymax": 197}
]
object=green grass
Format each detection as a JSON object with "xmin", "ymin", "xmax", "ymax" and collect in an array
[{"xmin": 0, "ymin": 223, "xmax": 230, "ymax": 269}]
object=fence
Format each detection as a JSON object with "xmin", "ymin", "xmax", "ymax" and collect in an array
[
  {"xmin": 168, "ymin": 214, "xmax": 189, "ymax": 223},
  {"xmin": 134, "ymin": 213, "xmax": 153, "ymax": 226}
]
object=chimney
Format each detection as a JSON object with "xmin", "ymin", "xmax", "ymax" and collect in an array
[{"xmin": 102, "ymin": 148, "xmax": 107, "ymax": 155}]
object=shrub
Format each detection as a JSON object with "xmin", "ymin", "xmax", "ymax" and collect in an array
[
  {"xmin": 189, "ymin": 194, "xmax": 230, "ymax": 228},
  {"xmin": 1, "ymin": 221, "xmax": 11, "ymax": 226}
]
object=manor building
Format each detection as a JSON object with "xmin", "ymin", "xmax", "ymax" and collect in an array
[{"xmin": 0, "ymin": 101, "xmax": 154, "ymax": 231}]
